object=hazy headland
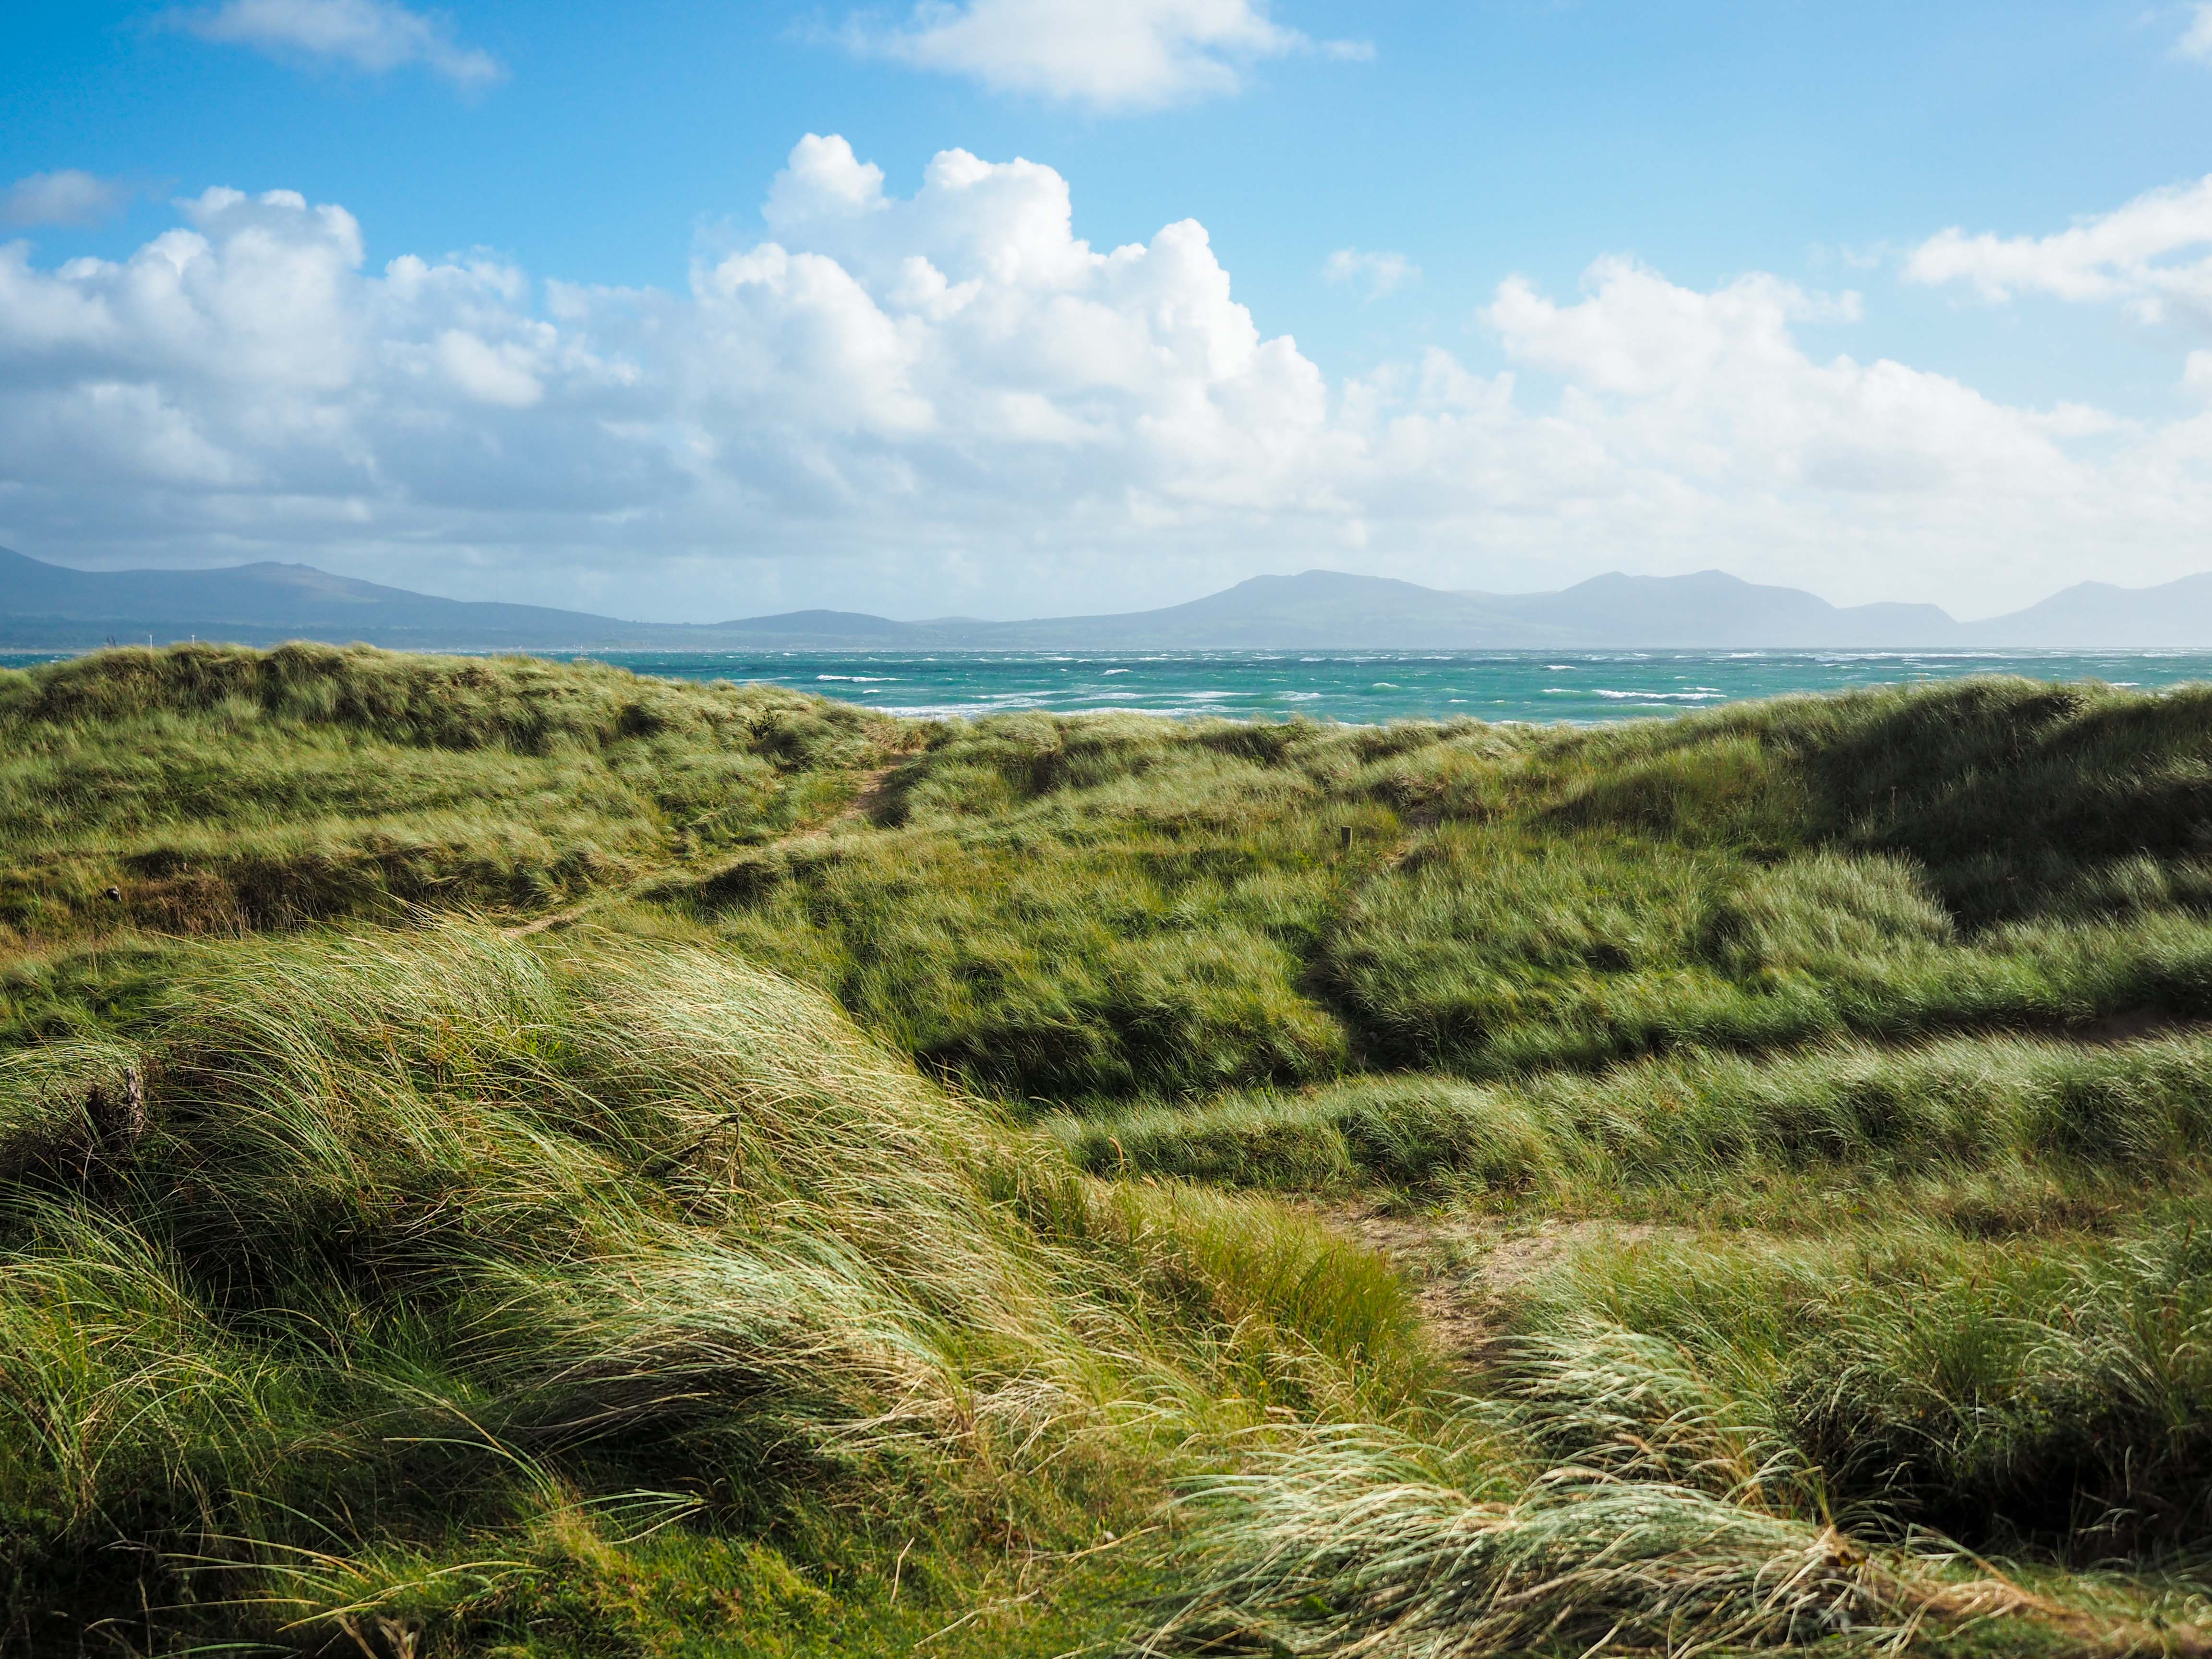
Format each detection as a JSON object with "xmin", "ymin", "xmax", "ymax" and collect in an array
[{"xmin": 4, "ymin": 641, "xmax": 2212, "ymax": 1655}]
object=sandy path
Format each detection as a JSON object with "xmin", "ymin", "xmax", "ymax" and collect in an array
[{"xmin": 1305, "ymin": 1203, "xmax": 1687, "ymax": 1368}]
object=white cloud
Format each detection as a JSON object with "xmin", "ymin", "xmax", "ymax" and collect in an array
[
  {"xmin": 0, "ymin": 171, "xmax": 133, "ymax": 228},
  {"xmin": 435, "ymin": 328, "xmax": 543, "ymax": 407},
  {"xmin": 1468, "ymin": 259, "xmax": 2108, "ymax": 510},
  {"xmin": 5, "ymin": 142, "xmax": 2212, "ymax": 619},
  {"xmin": 1905, "ymin": 175, "xmax": 2212, "ymax": 325},
  {"xmin": 1323, "ymin": 247, "xmax": 1417, "ymax": 300},
  {"xmin": 2178, "ymin": 2, "xmax": 2212, "ymax": 60},
  {"xmin": 1486, "ymin": 261, "xmax": 1863, "ymax": 396},
  {"xmin": 172, "ymin": 0, "xmax": 503, "ymax": 88},
  {"xmin": 829, "ymin": 0, "xmax": 1366, "ymax": 110}
]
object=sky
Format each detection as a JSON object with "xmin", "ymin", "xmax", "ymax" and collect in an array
[{"xmin": 4, "ymin": 1, "xmax": 2212, "ymax": 623}]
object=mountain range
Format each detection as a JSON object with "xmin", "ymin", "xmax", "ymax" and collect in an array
[{"xmin": 7, "ymin": 546, "xmax": 2212, "ymax": 651}]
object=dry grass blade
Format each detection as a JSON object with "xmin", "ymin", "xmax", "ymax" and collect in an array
[{"xmin": 1136, "ymin": 1425, "xmax": 2203, "ymax": 1658}]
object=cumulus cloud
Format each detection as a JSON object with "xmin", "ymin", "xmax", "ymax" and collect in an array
[
  {"xmin": 1323, "ymin": 247, "xmax": 1417, "ymax": 300},
  {"xmin": 171, "ymin": 0, "xmax": 504, "ymax": 87},
  {"xmin": 4, "ymin": 140, "xmax": 2212, "ymax": 618},
  {"xmin": 1905, "ymin": 175, "xmax": 2212, "ymax": 326},
  {"xmin": 0, "ymin": 170, "xmax": 134, "ymax": 228},
  {"xmin": 828, "ymin": 0, "xmax": 1367, "ymax": 110},
  {"xmin": 1472, "ymin": 259, "xmax": 2110, "ymax": 502}
]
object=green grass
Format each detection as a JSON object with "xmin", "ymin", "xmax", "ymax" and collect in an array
[
  {"xmin": 649, "ymin": 677, "xmax": 2212, "ymax": 1106},
  {"xmin": 1057, "ymin": 1028, "xmax": 2212, "ymax": 1209},
  {"xmin": 0, "ymin": 643, "xmax": 893, "ymax": 948},
  {"xmin": 1143, "ymin": 1424, "xmax": 2077, "ymax": 1659},
  {"xmin": 1507, "ymin": 1210, "xmax": 2212, "ymax": 1553},
  {"xmin": 0, "ymin": 917, "xmax": 1428, "ymax": 1651},
  {"xmin": 8, "ymin": 646, "xmax": 2212, "ymax": 1655}
]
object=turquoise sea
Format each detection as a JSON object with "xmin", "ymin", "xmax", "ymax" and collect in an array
[
  {"xmin": 13, "ymin": 647, "xmax": 2212, "ymax": 723},
  {"xmin": 581, "ymin": 648, "xmax": 2212, "ymax": 723}
]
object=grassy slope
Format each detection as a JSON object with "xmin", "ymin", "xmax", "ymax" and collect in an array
[
  {"xmin": 1, "ymin": 916, "xmax": 1432, "ymax": 1653},
  {"xmin": 673, "ymin": 680, "xmax": 2212, "ymax": 1102},
  {"xmin": 5, "ymin": 648, "xmax": 2212, "ymax": 1655},
  {"xmin": 0, "ymin": 643, "xmax": 891, "ymax": 949}
]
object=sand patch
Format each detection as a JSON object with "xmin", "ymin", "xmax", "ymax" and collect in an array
[{"xmin": 1306, "ymin": 1203, "xmax": 1689, "ymax": 1369}]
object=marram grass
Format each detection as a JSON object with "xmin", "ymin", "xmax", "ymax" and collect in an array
[
  {"xmin": 1058, "ymin": 1026, "xmax": 2212, "ymax": 1201},
  {"xmin": 1137, "ymin": 1425, "xmax": 2178, "ymax": 1659},
  {"xmin": 9, "ymin": 647, "xmax": 2212, "ymax": 1653},
  {"xmin": 0, "ymin": 919, "xmax": 1428, "ymax": 1651}
]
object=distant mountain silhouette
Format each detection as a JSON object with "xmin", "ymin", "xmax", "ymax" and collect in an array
[
  {"xmin": 1959, "ymin": 574, "xmax": 2212, "ymax": 648},
  {"xmin": 952, "ymin": 569, "xmax": 1961, "ymax": 649},
  {"xmin": 0, "ymin": 547, "xmax": 914, "ymax": 650},
  {"xmin": 6, "ymin": 547, "xmax": 2212, "ymax": 651},
  {"xmin": 973, "ymin": 572, "xmax": 1555, "ymax": 649},
  {"xmin": 1471, "ymin": 571, "xmax": 1959, "ymax": 649}
]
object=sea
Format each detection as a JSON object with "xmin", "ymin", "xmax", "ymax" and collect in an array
[
  {"xmin": 563, "ymin": 648, "xmax": 2212, "ymax": 723},
  {"xmin": 14, "ymin": 647, "xmax": 2212, "ymax": 724}
]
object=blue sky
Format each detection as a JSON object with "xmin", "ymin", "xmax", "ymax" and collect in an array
[{"xmin": 5, "ymin": 0, "xmax": 2212, "ymax": 620}]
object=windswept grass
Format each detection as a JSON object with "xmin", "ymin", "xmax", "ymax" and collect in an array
[
  {"xmin": 0, "ymin": 918, "xmax": 1426, "ymax": 1651},
  {"xmin": 31, "ymin": 654, "xmax": 2212, "ymax": 1106},
  {"xmin": 1509, "ymin": 1211, "xmax": 2212, "ymax": 1553},
  {"xmin": 652, "ymin": 676, "xmax": 2212, "ymax": 1104},
  {"xmin": 11, "ymin": 647, "xmax": 2212, "ymax": 1654},
  {"xmin": 1058, "ymin": 1028, "xmax": 2212, "ymax": 1214},
  {"xmin": 0, "ymin": 643, "xmax": 894, "ymax": 947},
  {"xmin": 699, "ymin": 816, "xmax": 1358, "ymax": 1101},
  {"xmin": 1141, "ymin": 1426, "xmax": 2092, "ymax": 1659}
]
